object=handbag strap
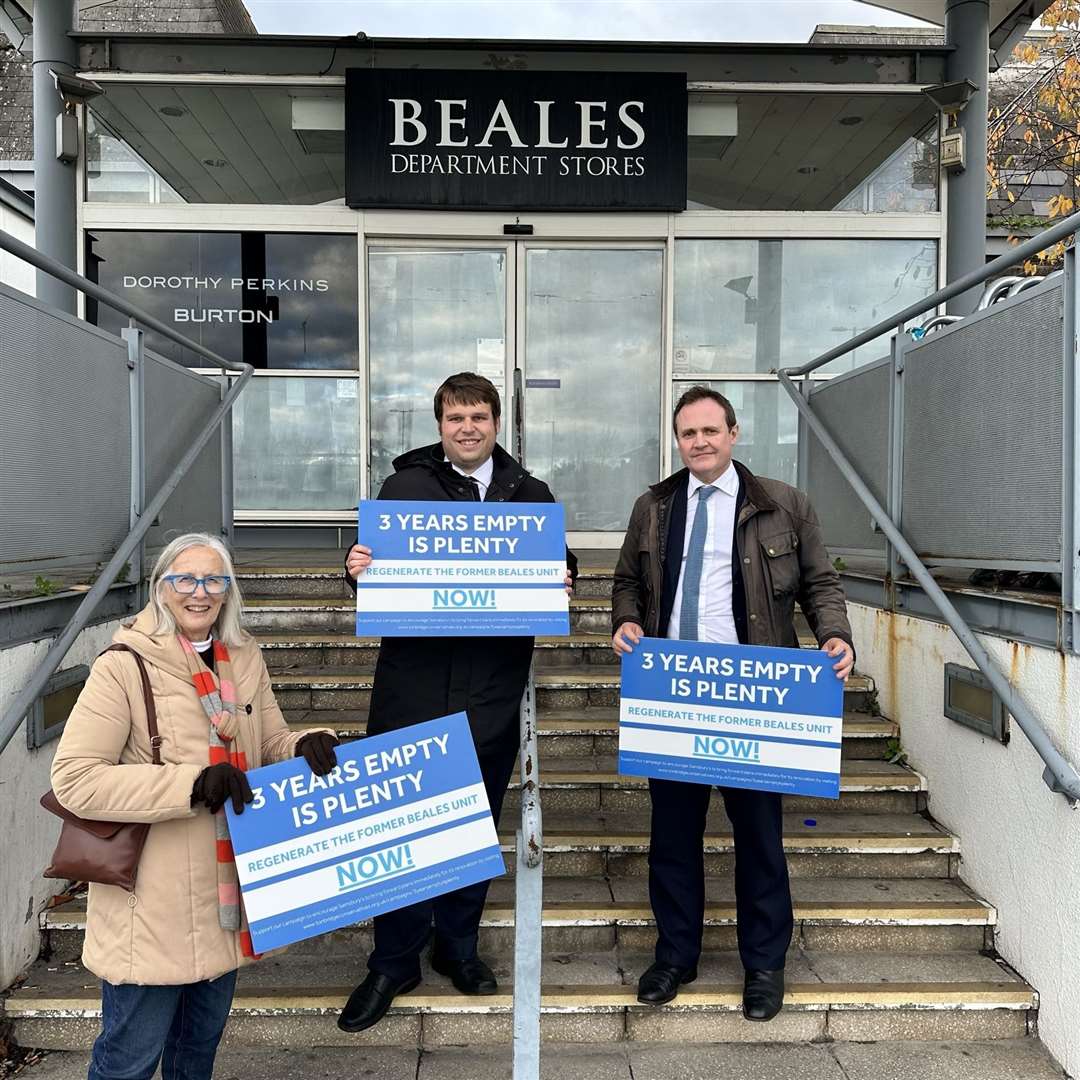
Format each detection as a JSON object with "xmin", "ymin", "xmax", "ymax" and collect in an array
[{"xmin": 100, "ymin": 644, "xmax": 162, "ymax": 766}]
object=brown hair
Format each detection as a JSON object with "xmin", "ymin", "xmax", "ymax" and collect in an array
[
  {"xmin": 672, "ymin": 386, "xmax": 737, "ymax": 435},
  {"xmin": 433, "ymin": 372, "xmax": 502, "ymax": 423}
]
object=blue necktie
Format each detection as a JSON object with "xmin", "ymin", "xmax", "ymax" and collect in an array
[{"xmin": 679, "ymin": 485, "xmax": 716, "ymax": 641}]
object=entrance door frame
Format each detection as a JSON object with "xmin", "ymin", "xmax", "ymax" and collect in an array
[{"xmin": 363, "ymin": 233, "xmax": 669, "ymax": 547}]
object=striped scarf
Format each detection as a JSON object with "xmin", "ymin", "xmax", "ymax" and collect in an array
[{"xmin": 179, "ymin": 635, "xmax": 258, "ymax": 958}]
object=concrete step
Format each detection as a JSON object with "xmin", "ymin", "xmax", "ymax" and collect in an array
[
  {"xmin": 284, "ymin": 707, "xmax": 899, "ymax": 761},
  {"xmin": 238, "ymin": 565, "xmax": 617, "ymax": 600},
  {"xmin": 244, "ymin": 596, "xmax": 615, "ymax": 635},
  {"xmin": 6, "ymin": 949, "xmax": 1034, "ymax": 1050},
  {"xmin": 41, "ymin": 878, "xmax": 994, "ymax": 963},
  {"xmin": 14, "ymin": 1040, "xmax": 1069, "ymax": 1080},
  {"xmin": 497, "ymin": 757, "xmax": 925, "ymax": 815},
  {"xmin": 256, "ymin": 630, "xmax": 830, "ymax": 671},
  {"xmin": 8, "ymin": 1041, "xmax": 1067, "ymax": 1080},
  {"xmin": 269, "ymin": 667, "xmax": 875, "ymax": 714},
  {"xmin": 500, "ymin": 809, "xmax": 957, "ymax": 879}
]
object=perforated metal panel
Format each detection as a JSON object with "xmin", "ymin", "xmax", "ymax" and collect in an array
[
  {"xmin": 803, "ymin": 358, "xmax": 891, "ymax": 553},
  {"xmin": 0, "ymin": 284, "xmax": 131, "ymax": 567},
  {"xmin": 902, "ymin": 283, "xmax": 1063, "ymax": 566},
  {"xmin": 144, "ymin": 353, "xmax": 223, "ymax": 549}
]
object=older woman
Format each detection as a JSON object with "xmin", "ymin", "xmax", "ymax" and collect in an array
[{"xmin": 51, "ymin": 533, "xmax": 339, "ymax": 1080}]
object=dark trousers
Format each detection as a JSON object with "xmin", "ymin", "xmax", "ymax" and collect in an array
[
  {"xmin": 87, "ymin": 970, "xmax": 237, "ymax": 1080},
  {"xmin": 369, "ymin": 741, "xmax": 519, "ymax": 981},
  {"xmin": 648, "ymin": 778, "xmax": 793, "ymax": 972}
]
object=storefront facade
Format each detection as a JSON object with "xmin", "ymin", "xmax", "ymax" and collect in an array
[{"xmin": 74, "ymin": 34, "xmax": 948, "ymax": 546}]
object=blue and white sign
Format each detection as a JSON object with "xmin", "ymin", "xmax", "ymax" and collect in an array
[
  {"xmin": 355, "ymin": 500, "xmax": 569, "ymax": 636},
  {"xmin": 618, "ymin": 639, "xmax": 844, "ymax": 798},
  {"xmin": 225, "ymin": 713, "xmax": 505, "ymax": 952}
]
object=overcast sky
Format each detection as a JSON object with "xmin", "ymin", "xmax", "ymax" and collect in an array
[{"xmin": 244, "ymin": 1, "xmax": 933, "ymax": 42}]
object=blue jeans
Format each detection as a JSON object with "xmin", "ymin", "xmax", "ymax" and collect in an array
[{"xmin": 88, "ymin": 970, "xmax": 238, "ymax": 1080}]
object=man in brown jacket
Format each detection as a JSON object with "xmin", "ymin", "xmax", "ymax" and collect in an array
[{"xmin": 612, "ymin": 386, "xmax": 854, "ymax": 1022}]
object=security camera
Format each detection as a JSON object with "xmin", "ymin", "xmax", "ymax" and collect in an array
[
  {"xmin": 52, "ymin": 70, "xmax": 104, "ymax": 108},
  {"xmin": 920, "ymin": 79, "xmax": 978, "ymax": 117}
]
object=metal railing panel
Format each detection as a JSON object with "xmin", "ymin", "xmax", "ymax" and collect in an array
[
  {"xmin": 0, "ymin": 283, "xmax": 131, "ymax": 570},
  {"xmin": 901, "ymin": 281, "xmax": 1063, "ymax": 569},
  {"xmin": 144, "ymin": 353, "xmax": 224, "ymax": 549},
  {"xmin": 803, "ymin": 358, "xmax": 891, "ymax": 555}
]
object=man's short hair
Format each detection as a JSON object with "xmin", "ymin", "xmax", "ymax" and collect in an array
[
  {"xmin": 672, "ymin": 386, "xmax": 737, "ymax": 435},
  {"xmin": 434, "ymin": 372, "xmax": 502, "ymax": 424}
]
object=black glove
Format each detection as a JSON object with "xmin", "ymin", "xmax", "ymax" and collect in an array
[
  {"xmin": 296, "ymin": 732, "xmax": 340, "ymax": 777},
  {"xmin": 191, "ymin": 763, "xmax": 254, "ymax": 814}
]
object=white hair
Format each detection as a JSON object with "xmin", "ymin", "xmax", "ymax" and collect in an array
[{"xmin": 148, "ymin": 532, "xmax": 249, "ymax": 647}]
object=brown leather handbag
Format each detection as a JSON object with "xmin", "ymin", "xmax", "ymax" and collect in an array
[{"xmin": 41, "ymin": 644, "xmax": 162, "ymax": 892}]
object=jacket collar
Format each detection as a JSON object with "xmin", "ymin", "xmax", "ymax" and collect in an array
[
  {"xmin": 391, "ymin": 441, "xmax": 530, "ymax": 498},
  {"xmin": 649, "ymin": 460, "xmax": 776, "ymax": 514}
]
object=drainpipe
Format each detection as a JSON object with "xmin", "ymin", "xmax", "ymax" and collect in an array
[
  {"xmin": 944, "ymin": 0, "xmax": 990, "ymax": 315},
  {"xmin": 32, "ymin": 0, "xmax": 78, "ymax": 313}
]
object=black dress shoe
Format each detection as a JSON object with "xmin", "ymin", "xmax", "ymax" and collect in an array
[
  {"xmin": 742, "ymin": 967, "xmax": 784, "ymax": 1021},
  {"xmin": 430, "ymin": 953, "xmax": 498, "ymax": 995},
  {"xmin": 636, "ymin": 961, "xmax": 698, "ymax": 1005},
  {"xmin": 337, "ymin": 970, "xmax": 421, "ymax": 1032}
]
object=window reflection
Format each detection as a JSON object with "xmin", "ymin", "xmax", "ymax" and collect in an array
[
  {"xmin": 672, "ymin": 381, "xmax": 800, "ymax": 487},
  {"xmin": 86, "ymin": 231, "xmax": 359, "ymax": 370},
  {"xmin": 233, "ymin": 377, "xmax": 359, "ymax": 510},
  {"xmin": 368, "ymin": 249, "xmax": 507, "ymax": 492},
  {"xmin": 674, "ymin": 238, "xmax": 937, "ymax": 376},
  {"xmin": 525, "ymin": 248, "xmax": 662, "ymax": 531}
]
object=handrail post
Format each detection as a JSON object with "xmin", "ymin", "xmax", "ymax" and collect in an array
[
  {"xmin": 513, "ymin": 664, "xmax": 542, "ymax": 1080},
  {"xmin": 121, "ymin": 322, "xmax": 145, "ymax": 607},
  {"xmin": 886, "ymin": 333, "xmax": 906, "ymax": 603},
  {"xmin": 1063, "ymin": 246, "xmax": 1080, "ymax": 655}
]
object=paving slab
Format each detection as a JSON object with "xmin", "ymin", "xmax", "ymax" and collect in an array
[
  {"xmin": 831, "ymin": 1039, "xmax": 1067, "ymax": 1079},
  {"xmin": 418, "ymin": 1044, "xmax": 632, "ymax": 1080},
  {"xmin": 629, "ymin": 1042, "xmax": 848, "ymax": 1080}
]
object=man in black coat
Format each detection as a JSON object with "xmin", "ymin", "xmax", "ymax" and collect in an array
[{"xmin": 338, "ymin": 372, "xmax": 576, "ymax": 1033}]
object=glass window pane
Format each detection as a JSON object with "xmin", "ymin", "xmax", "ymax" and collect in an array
[
  {"xmin": 524, "ymin": 248, "xmax": 663, "ymax": 531},
  {"xmin": 672, "ymin": 381, "xmax": 799, "ymax": 486},
  {"xmin": 368, "ymin": 249, "xmax": 506, "ymax": 493},
  {"xmin": 688, "ymin": 93, "xmax": 939, "ymax": 212},
  {"xmin": 233, "ymin": 377, "xmax": 359, "ymax": 510},
  {"xmin": 86, "ymin": 231, "xmax": 359, "ymax": 370},
  {"xmin": 88, "ymin": 86, "xmax": 345, "ymax": 205},
  {"xmin": 674, "ymin": 238, "xmax": 938, "ymax": 376}
]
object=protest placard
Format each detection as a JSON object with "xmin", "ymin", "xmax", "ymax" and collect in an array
[
  {"xmin": 225, "ymin": 713, "xmax": 505, "ymax": 953},
  {"xmin": 618, "ymin": 638, "xmax": 844, "ymax": 798},
  {"xmin": 354, "ymin": 499, "xmax": 569, "ymax": 636}
]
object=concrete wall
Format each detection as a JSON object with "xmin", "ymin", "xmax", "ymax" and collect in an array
[
  {"xmin": 0, "ymin": 621, "xmax": 123, "ymax": 990},
  {"xmin": 848, "ymin": 604, "xmax": 1080, "ymax": 1077},
  {"xmin": 0, "ymin": 196, "xmax": 34, "ymax": 295}
]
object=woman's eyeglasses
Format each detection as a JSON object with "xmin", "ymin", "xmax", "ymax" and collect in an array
[{"xmin": 161, "ymin": 574, "xmax": 232, "ymax": 596}]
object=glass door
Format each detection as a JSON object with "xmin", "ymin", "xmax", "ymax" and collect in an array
[
  {"xmin": 367, "ymin": 244, "xmax": 512, "ymax": 493},
  {"xmin": 517, "ymin": 244, "xmax": 664, "ymax": 537}
]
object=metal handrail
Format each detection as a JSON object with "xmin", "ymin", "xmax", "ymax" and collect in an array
[
  {"xmin": 0, "ymin": 227, "xmax": 254, "ymax": 755},
  {"xmin": 512, "ymin": 666, "xmax": 542, "ymax": 1079},
  {"xmin": 777, "ymin": 210, "xmax": 1080, "ymax": 803}
]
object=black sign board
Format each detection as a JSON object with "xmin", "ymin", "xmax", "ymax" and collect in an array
[{"xmin": 346, "ymin": 69, "xmax": 687, "ymax": 211}]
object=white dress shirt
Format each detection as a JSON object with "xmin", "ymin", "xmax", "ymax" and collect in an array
[
  {"xmin": 667, "ymin": 463, "xmax": 741, "ymax": 644},
  {"xmin": 450, "ymin": 455, "xmax": 494, "ymax": 500}
]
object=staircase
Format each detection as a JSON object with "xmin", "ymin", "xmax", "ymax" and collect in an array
[{"xmin": 5, "ymin": 557, "xmax": 1063, "ymax": 1073}]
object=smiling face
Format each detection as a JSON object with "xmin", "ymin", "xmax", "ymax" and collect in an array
[
  {"xmin": 159, "ymin": 545, "xmax": 227, "ymax": 641},
  {"xmin": 675, "ymin": 398, "xmax": 739, "ymax": 484},
  {"xmin": 438, "ymin": 396, "xmax": 499, "ymax": 472}
]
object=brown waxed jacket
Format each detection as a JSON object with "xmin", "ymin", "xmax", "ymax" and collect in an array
[
  {"xmin": 50, "ymin": 606, "xmax": 331, "ymax": 986},
  {"xmin": 612, "ymin": 462, "xmax": 853, "ymax": 653}
]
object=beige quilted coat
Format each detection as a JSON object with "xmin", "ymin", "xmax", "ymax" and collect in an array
[{"xmin": 50, "ymin": 606, "xmax": 314, "ymax": 986}]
